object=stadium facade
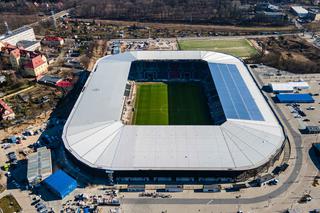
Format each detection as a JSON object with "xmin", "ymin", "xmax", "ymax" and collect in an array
[{"xmin": 62, "ymin": 51, "xmax": 285, "ymax": 183}]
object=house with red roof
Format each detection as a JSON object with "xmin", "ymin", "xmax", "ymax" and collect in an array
[
  {"xmin": 0, "ymin": 42, "xmax": 48, "ymax": 77},
  {"xmin": 0, "ymin": 99, "xmax": 15, "ymax": 120},
  {"xmin": 42, "ymin": 36, "xmax": 64, "ymax": 46},
  {"xmin": 23, "ymin": 55, "xmax": 48, "ymax": 77}
]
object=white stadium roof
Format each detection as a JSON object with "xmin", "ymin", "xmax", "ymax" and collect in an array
[{"xmin": 63, "ymin": 51, "xmax": 285, "ymax": 171}]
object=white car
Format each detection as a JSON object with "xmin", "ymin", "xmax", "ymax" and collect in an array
[{"xmin": 1, "ymin": 143, "xmax": 11, "ymax": 149}]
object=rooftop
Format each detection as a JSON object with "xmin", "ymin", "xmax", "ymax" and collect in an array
[
  {"xmin": 10, "ymin": 48, "xmax": 21, "ymax": 58},
  {"xmin": 27, "ymin": 147, "xmax": 52, "ymax": 183},
  {"xmin": 43, "ymin": 36, "xmax": 64, "ymax": 41},
  {"xmin": 291, "ymin": 6, "xmax": 308, "ymax": 14},
  {"xmin": 24, "ymin": 55, "xmax": 46, "ymax": 69},
  {"xmin": 0, "ymin": 26, "xmax": 34, "ymax": 41},
  {"xmin": 276, "ymin": 93, "xmax": 314, "ymax": 103},
  {"xmin": 16, "ymin": 40, "xmax": 40, "ymax": 49},
  {"xmin": 63, "ymin": 51, "xmax": 285, "ymax": 171},
  {"xmin": 44, "ymin": 170, "xmax": 77, "ymax": 198}
]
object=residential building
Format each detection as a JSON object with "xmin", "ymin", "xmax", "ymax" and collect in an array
[
  {"xmin": 37, "ymin": 75, "xmax": 73, "ymax": 88},
  {"xmin": 23, "ymin": 55, "xmax": 48, "ymax": 77},
  {"xmin": 0, "ymin": 99, "xmax": 15, "ymax": 120},
  {"xmin": 0, "ymin": 43, "xmax": 48, "ymax": 77},
  {"xmin": 41, "ymin": 36, "xmax": 64, "ymax": 46}
]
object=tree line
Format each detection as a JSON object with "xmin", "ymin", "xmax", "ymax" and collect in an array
[{"xmin": 0, "ymin": 0, "xmax": 318, "ymax": 25}]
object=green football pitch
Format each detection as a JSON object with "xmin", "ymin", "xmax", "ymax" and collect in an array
[
  {"xmin": 133, "ymin": 82, "xmax": 212, "ymax": 125},
  {"xmin": 178, "ymin": 39, "xmax": 258, "ymax": 58}
]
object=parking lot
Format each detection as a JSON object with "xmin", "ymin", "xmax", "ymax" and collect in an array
[
  {"xmin": 107, "ymin": 38, "xmax": 177, "ymax": 54},
  {"xmin": 251, "ymin": 64, "xmax": 320, "ymax": 130}
]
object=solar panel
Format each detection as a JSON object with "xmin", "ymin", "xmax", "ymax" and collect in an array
[{"xmin": 209, "ymin": 63, "xmax": 264, "ymax": 121}]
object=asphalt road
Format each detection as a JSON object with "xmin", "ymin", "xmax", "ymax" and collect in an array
[{"xmin": 123, "ymin": 71, "xmax": 303, "ymax": 205}]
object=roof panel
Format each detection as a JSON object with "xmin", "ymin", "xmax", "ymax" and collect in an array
[{"xmin": 209, "ymin": 63, "xmax": 264, "ymax": 121}]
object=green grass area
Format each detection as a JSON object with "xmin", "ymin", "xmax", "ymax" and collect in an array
[
  {"xmin": 0, "ymin": 195, "xmax": 22, "ymax": 213},
  {"xmin": 178, "ymin": 39, "xmax": 258, "ymax": 58},
  {"xmin": 133, "ymin": 82, "xmax": 212, "ymax": 125}
]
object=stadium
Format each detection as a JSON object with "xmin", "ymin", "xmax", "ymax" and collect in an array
[{"xmin": 62, "ymin": 51, "xmax": 285, "ymax": 183}]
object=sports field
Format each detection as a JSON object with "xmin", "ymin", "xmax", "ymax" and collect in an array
[
  {"xmin": 133, "ymin": 82, "xmax": 212, "ymax": 125},
  {"xmin": 178, "ymin": 39, "xmax": 258, "ymax": 58}
]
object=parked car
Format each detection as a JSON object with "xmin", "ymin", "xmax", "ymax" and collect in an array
[
  {"xmin": 1, "ymin": 143, "xmax": 11, "ymax": 149},
  {"xmin": 268, "ymin": 179, "xmax": 279, "ymax": 185},
  {"xmin": 7, "ymin": 152, "xmax": 17, "ymax": 164},
  {"xmin": 35, "ymin": 203, "xmax": 44, "ymax": 209},
  {"xmin": 31, "ymin": 199, "xmax": 40, "ymax": 206},
  {"xmin": 299, "ymin": 194, "xmax": 312, "ymax": 203}
]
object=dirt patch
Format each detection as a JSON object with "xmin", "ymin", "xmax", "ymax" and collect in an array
[
  {"xmin": 0, "ymin": 195, "xmax": 21, "ymax": 213},
  {"xmin": 0, "ymin": 13, "xmax": 41, "ymax": 33},
  {"xmin": 87, "ymin": 40, "xmax": 107, "ymax": 71},
  {"xmin": 251, "ymin": 36, "xmax": 320, "ymax": 74}
]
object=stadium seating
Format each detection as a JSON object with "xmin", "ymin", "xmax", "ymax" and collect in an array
[{"xmin": 128, "ymin": 60, "xmax": 227, "ymax": 124}]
